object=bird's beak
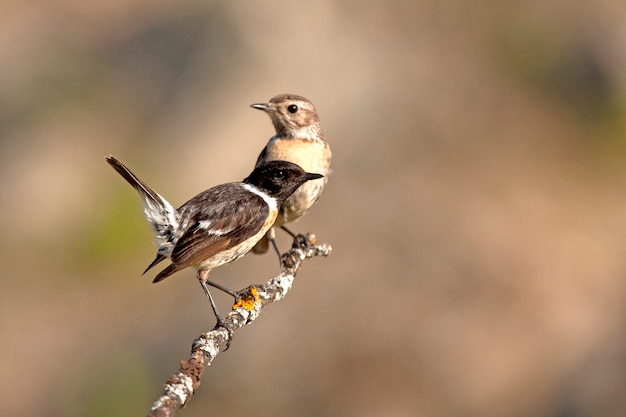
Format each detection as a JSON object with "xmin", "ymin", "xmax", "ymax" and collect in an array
[
  {"xmin": 250, "ymin": 102, "xmax": 274, "ymax": 112},
  {"xmin": 304, "ymin": 173, "xmax": 324, "ymax": 181}
]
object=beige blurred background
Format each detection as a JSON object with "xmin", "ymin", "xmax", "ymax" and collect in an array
[{"xmin": 2, "ymin": 0, "xmax": 626, "ymax": 416}]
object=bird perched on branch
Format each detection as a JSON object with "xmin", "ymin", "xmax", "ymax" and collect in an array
[
  {"xmin": 106, "ymin": 155, "xmax": 322, "ymax": 325},
  {"xmin": 250, "ymin": 94, "xmax": 331, "ymax": 256}
]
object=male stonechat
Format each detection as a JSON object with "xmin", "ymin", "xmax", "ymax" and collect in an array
[
  {"xmin": 250, "ymin": 94, "xmax": 331, "ymax": 255},
  {"xmin": 106, "ymin": 156, "xmax": 322, "ymax": 325}
]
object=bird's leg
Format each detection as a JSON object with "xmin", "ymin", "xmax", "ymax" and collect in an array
[
  {"xmin": 198, "ymin": 272, "xmax": 222, "ymax": 322},
  {"xmin": 206, "ymin": 280, "xmax": 237, "ymax": 299},
  {"xmin": 280, "ymin": 225, "xmax": 310, "ymax": 251},
  {"xmin": 197, "ymin": 271, "xmax": 229, "ymax": 325},
  {"xmin": 198, "ymin": 270, "xmax": 234, "ymax": 349},
  {"xmin": 278, "ymin": 225, "xmax": 298, "ymax": 267},
  {"xmin": 264, "ymin": 227, "xmax": 283, "ymax": 264},
  {"xmin": 269, "ymin": 240, "xmax": 282, "ymax": 264},
  {"xmin": 279, "ymin": 225, "xmax": 297, "ymax": 238},
  {"xmin": 277, "ymin": 226, "xmax": 313, "ymax": 267}
]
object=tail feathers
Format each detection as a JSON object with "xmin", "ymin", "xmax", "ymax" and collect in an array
[
  {"xmin": 106, "ymin": 155, "xmax": 180, "ymax": 246},
  {"xmin": 143, "ymin": 254, "xmax": 167, "ymax": 275},
  {"xmin": 152, "ymin": 262, "xmax": 182, "ymax": 283},
  {"xmin": 106, "ymin": 156, "xmax": 163, "ymax": 204}
]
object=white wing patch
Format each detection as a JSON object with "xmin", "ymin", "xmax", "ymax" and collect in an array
[{"xmin": 198, "ymin": 219, "xmax": 229, "ymax": 236}]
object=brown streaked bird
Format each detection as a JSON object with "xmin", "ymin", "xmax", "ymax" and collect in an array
[
  {"xmin": 105, "ymin": 155, "xmax": 323, "ymax": 325},
  {"xmin": 250, "ymin": 94, "xmax": 331, "ymax": 256}
]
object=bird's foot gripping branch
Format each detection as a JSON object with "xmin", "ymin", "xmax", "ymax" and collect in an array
[{"xmin": 147, "ymin": 232, "xmax": 332, "ymax": 417}]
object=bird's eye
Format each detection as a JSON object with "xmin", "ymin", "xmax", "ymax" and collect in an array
[
  {"xmin": 276, "ymin": 170, "xmax": 286, "ymax": 179},
  {"xmin": 287, "ymin": 104, "xmax": 298, "ymax": 113}
]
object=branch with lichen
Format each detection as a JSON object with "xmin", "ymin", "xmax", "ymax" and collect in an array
[{"xmin": 146, "ymin": 232, "xmax": 332, "ymax": 417}]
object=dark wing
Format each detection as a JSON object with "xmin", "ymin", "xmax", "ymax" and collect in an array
[{"xmin": 152, "ymin": 184, "xmax": 269, "ymax": 282}]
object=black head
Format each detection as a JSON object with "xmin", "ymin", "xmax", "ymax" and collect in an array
[{"xmin": 244, "ymin": 160, "xmax": 323, "ymax": 202}]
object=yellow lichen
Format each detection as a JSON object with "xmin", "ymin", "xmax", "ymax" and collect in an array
[{"xmin": 232, "ymin": 287, "xmax": 260, "ymax": 311}]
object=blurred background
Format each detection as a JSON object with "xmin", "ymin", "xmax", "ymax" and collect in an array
[{"xmin": 2, "ymin": 0, "xmax": 626, "ymax": 416}]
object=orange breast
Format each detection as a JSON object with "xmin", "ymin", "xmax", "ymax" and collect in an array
[{"xmin": 263, "ymin": 138, "xmax": 331, "ymax": 224}]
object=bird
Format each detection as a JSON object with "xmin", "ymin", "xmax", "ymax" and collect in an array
[
  {"xmin": 105, "ymin": 155, "xmax": 323, "ymax": 325},
  {"xmin": 250, "ymin": 94, "xmax": 331, "ymax": 256}
]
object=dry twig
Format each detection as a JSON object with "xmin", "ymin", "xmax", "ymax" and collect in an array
[{"xmin": 147, "ymin": 232, "xmax": 332, "ymax": 417}]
